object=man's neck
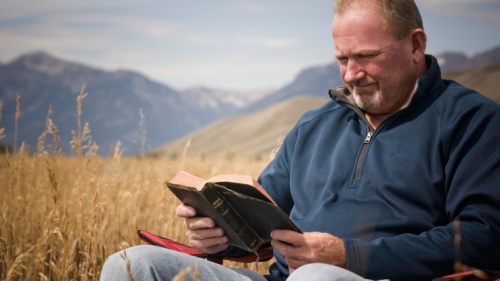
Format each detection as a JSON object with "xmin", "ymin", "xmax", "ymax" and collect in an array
[{"xmin": 365, "ymin": 113, "xmax": 391, "ymax": 130}]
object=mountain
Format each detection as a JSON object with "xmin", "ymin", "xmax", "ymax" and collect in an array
[
  {"xmin": 442, "ymin": 64, "xmax": 500, "ymax": 104},
  {"xmin": 1, "ymin": 46, "xmax": 499, "ymax": 157},
  {"xmin": 155, "ymin": 95, "xmax": 329, "ymax": 160},
  {"xmin": 180, "ymin": 86, "xmax": 274, "ymax": 114},
  {"xmin": 0, "ymin": 51, "xmax": 269, "ymax": 155},
  {"xmin": 242, "ymin": 62, "xmax": 343, "ymax": 113},
  {"xmin": 436, "ymin": 46, "xmax": 500, "ymax": 72}
]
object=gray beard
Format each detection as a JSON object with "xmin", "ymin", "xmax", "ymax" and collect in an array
[{"xmin": 352, "ymin": 89, "xmax": 382, "ymax": 111}]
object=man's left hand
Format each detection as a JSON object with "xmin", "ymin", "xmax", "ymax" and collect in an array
[{"xmin": 270, "ymin": 230, "xmax": 346, "ymax": 273}]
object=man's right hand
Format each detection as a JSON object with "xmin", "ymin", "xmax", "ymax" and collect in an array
[{"xmin": 175, "ymin": 204, "xmax": 229, "ymax": 254}]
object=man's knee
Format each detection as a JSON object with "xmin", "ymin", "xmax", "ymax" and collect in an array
[
  {"xmin": 100, "ymin": 248, "xmax": 131, "ymax": 280},
  {"xmin": 100, "ymin": 245, "xmax": 175, "ymax": 280},
  {"xmin": 287, "ymin": 263, "xmax": 367, "ymax": 281}
]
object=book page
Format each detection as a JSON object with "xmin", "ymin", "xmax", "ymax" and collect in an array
[
  {"xmin": 169, "ymin": 171, "xmax": 276, "ymax": 204},
  {"xmin": 169, "ymin": 171, "xmax": 207, "ymax": 190},
  {"xmin": 209, "ymin": 174, "xmax": 275, "ymax": 204}
]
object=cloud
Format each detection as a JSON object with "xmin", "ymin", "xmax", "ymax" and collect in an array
[
  {"xmin": 0, "ymin": 7, "xmax": 187, "ymax": 62},
  {"xmin": 0, "ymin": 0, "xmax": 155, "ymax": 18},
  {"xmin": 237, "ymin": 1, "xmax": 267, "ymax": 14},
  {"xmin": 182, "ymin": 32, "xmax": 301, "ymax": 49},
  {"xmin": 0, "ymin": 1, "xmax": 298, "ymax": 61}
]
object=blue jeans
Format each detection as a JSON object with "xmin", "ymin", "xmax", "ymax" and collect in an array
[{"xmin": 99, "ymin": 245, "xmax": 373, "ymax": 280}]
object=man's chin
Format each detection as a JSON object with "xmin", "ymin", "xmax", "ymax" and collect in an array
[{"xmin": 353, "ymin": 94, "xmax": 380, "ymax": 111}]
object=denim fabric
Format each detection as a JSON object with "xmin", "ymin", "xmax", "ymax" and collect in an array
[
  {"xmin": 99, "ymin": 245, "xmax": 389, "ymax": 281},
  {"xmin": 99, "ymin": 245, "xmax": 267, "ymax": 281},
  {"xmin": 287, "ymin": 263, "xmax": 384, "ymax": 281}
]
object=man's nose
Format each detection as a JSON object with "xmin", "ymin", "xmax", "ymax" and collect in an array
[{"xmin": 343, "ymin": 60, "xmax": 365, "ymax": 84}]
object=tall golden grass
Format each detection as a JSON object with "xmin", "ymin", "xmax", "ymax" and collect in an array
[{"xmin": 0, "ymin": 88, "xmax": 275, "ymax": 280}]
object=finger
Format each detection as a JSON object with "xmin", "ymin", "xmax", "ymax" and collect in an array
[
  {"xmin": 271, "ymin": 229, "xmax": 303, "ymax": 246},
  {"xmin": 185, "ymin": 216, "xmax": 216, "ymax": 230},
  {"xmin": 186, "ymin": 227, "xmax": 225, "ymax": 240},
  {"xmin": 188, "ymin": 234, "xmax": 229, "ymax": 252},
  {"xmin": 271, "ymin": 238, "xmax": 302, "ymax": 260},
  {"xmin": 176, "ymin": 204, "xmax": 196, "ymax": 218}
]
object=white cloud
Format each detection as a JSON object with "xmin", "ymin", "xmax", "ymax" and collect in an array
[
  {"xmin": 238, "ymin": 1, "xmax": 267, "ymax": 14},
  {"xmin": 0, "ymin": 0, "xmax": 157, "ymax": 18},
  {"xmin": 0, "ymin": 8, "xmax": 187, "ymax": 62},
  {"xmin": 182, "ymin": 32, "xmax": 301, "ymax": 49}
]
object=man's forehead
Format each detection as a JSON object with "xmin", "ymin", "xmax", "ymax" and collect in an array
[
  {"xmin": 332, "ymin": 4, "xmax": 388, "ymax": 35},
  {"xmin": 332, "ymin": 8, "xmax": 394, "ymax": 54},
  {"xmin": 333, "ymin": 44, "xmax": 385, "ymax": 57}
]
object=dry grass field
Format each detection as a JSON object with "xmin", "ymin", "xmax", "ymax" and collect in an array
[
  {"xmin": 0, "ymin": 144, "xmax": 274, "ymax": 280},
  {"xmin": 0, "ymin": 96, "xmax": 276, "ymax": 280}
]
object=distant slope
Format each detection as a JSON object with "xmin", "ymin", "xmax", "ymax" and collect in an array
[
  {"xmin": 0, "ymin": 51, "xmax": 260, "ymax": 155},
  {"xmin": 437, "ymin": 46, "xmax": 500, "ymax": 72},
  {"xmin": 156, "ymin": 96, "xmax": 329, "ymax": 160},
  {"xmin": 242, "ymin": 62, "xmax": 342, "ymax": 114},
  {"xmin": 443, "ymin": 64, "xmax": 500, "ymax": 104}
]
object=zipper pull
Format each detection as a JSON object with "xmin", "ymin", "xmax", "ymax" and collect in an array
[{"xmin": 364, "ymin": 131, "xmax": 372, "ymax": 144}]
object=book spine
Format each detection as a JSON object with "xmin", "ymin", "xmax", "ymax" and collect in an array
[{"xmin": 201, "ymin": 184, "xmax": 262, "ymax": 253}]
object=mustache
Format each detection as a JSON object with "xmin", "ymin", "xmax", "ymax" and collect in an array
[{"xmin": 352, "ymin": 77, "xmax": 377, "ymax": 88}]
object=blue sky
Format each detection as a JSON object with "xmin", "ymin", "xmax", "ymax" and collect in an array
[{"xmin": 1, "ymin": 0, "xmax": 499, "ymax": 91}]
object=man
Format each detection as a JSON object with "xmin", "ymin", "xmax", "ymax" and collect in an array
[{"xmin": 100, "ymin": 0, "xmax": 500, "ymax": 280}]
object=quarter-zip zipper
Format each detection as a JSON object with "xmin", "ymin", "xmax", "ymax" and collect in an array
[
  {"xmin": 329, "ymin": 88, "xmax": 376, "ymax": 186},
  {"xmin": 353, "ymin": 129, "xmax": 373, "ymax": 184}
]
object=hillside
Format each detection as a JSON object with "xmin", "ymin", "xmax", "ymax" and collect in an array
[
  {"xmin": 437, "ymin": 46, "xmax": 500, "ymax": 72},
  {"xmin": 242, "ymin": 63, "xmax": 342, "ymax": 114},
  {"xmin": 156, "ymin": 96, "xmax": 329, "ymax": 160},
  {"xmin": 442, "ymin": 64, "xmax": 500, "ymax": 103}
]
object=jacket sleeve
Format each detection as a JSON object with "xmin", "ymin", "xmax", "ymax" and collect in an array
[
  {"xmin": 345, "ymin": 101, "xmax": 500, "ymax": 280},
  {"xmin": 258, "ymin": 125, "xmax": 297, "ymax": 216}
]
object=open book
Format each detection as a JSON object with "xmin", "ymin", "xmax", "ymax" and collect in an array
[{"xmin": 166, "ymin": 171, "xmax": 301, "ymax": 253}]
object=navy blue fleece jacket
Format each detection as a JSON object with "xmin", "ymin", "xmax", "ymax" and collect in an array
[{"xmin": 259, "ymin": 55, "xmax": 500, "ymax": 280}]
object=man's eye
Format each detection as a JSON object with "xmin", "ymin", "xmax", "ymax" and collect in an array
[{"xmin": 337, "ymin": 57, "xmax": 348, "ymax": 63}]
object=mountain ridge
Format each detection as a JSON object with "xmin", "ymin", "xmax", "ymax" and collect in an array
[
  {"xmin": 0, "ymin": 52, "xmax": 264, "ymax": 155},
  {"xmin": 437, "ymin": 46, "xmax": 500, "ymax": 72},
  {"xmin": 1, "ymin": 46, "xmax": 499, "ymax": 156}
]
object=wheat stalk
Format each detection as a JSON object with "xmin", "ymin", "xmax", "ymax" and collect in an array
[
  {"xmin": 0, "ymin": 99, "xmax": 5, "ymax": 141},
  {"xmin": 13, "ymin": 95, "xmax": 20, "ymax": 153}
]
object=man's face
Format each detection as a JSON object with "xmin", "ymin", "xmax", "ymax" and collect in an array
[{"xmin": 332, "ymin": 6, "xmax": 420, "ymax": 116}]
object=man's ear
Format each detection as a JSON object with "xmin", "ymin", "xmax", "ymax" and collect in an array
[{"xmin": 411, "ymin": 29, "xmax": 427, "ymax": 62}]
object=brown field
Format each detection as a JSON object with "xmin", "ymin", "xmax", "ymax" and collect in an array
[
  {"xmin": 0, "ymin": 96, "xmax": 276, "ymax": 280},
  {"xmin": 0, "ymin": 146, "xmax": 275, "ymax": 280}
]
